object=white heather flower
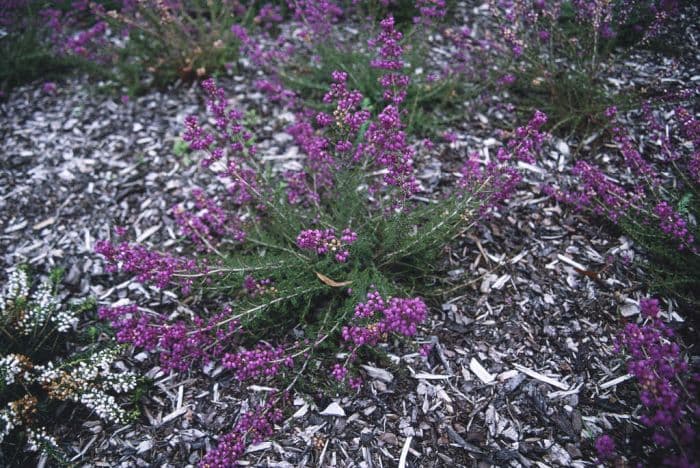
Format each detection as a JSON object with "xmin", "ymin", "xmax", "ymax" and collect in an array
[
  {"xmin": 104, "ymin": 370, "xmax": 138, "ymax": 394},
  {"xmin": 16, "ymin": 282, "xmax": 57, "ymax": 335},
  {"xmin": 0, "ymin": 407, "xmax": 19, "ymax": 444},
  {"xmin": 0, "ymin": 269, "xmax": 29, "ymax": 317},
  {"xmin": 34, "ymin": 362, "xmax": 60, "ymax": 384},
  {"xmin": 35, "ymin": 347, "xmax": 136, "ymax": 425},
  {"xmin": 0, "ymin": 354, "xmax": 25, "ymax": 386},
  {"xmin": 79, "ymin": 390, "xmax": 128, "ymax": 424},
  {"xmin": 25, "ymin": 426, "xmax": 59, "ymax": 453},
  {"xmin": 52, "ymin": 308, "xmax": 79, "ymax": 332}
]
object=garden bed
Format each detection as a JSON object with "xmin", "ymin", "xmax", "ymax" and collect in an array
[{"xmin": 1, "ymin": 1, "xmax": 698, "ymax": 467}]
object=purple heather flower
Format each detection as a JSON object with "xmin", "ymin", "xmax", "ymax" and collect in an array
[
  {"xmin": 341, "ymin": 292, "xmax": 428, "ymax": 346},
  {"xmin": 595, "ymin": 435, "xmax": 615, "ymax": 460},
  {"xmin": 199, "ymin": 400, "xmax": 284, "ymax": 467},
  {"xmin": 296, "ymin": 228, "xmax": 357, "ymax": 262},
  {"xmin": 222, "ymin": 344, "xmax": 292, "ymax": 381},
  {"xmin": 42, "ymin": 82, "xmax": 57, "ymax": 94},
  {"xmin": 331, "ymin": 363, "xmax": 348, "ymax": 381},
  {"xmin": 95, "ymin": 240, "xmax": 200, "ymax": 294},
  {"xmin": 498, "ymin": 73, "xmax": 516, "ymax": 87},
  {"xmin": 616, "ymin": 300, "xmax": 699, "ymax": 463}
]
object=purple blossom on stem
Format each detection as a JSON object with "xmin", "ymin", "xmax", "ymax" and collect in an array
[
  {"xmin": 182, "ymin": 79, "xmax": 262, "ymax": 207},
  {"xmin": 296, "ymin": 228, "xmax": 357, "ymax": 262},
  {"xmin": 199, "ymin": 399, "xmax": 284, "ymax": 468},
  {"xmin": 95, "ymin": 240, "xmax": 200, "ymax": 294},
  {"xmin": 287, "ymin": 118, "xmax": 335, "ymax": 192},
  {"xmin": 42, "ymin": 82, "xmax": 57, "ymax": 94},
  {"xmin": 362, "ymin": 104, "xmax": 419, "ymax": 197},
  {"xmin": 595, "ymin": 434, "xmax": 615, "ymax": 460},
  {"xmin": 172, "ymin": 187, "xmax": 246, "ymax": 249},
  {"xmin": 616, "ymin": 298, "xmax": 699, "ymax": 465},
  {"xmin": 331, "ymin": 363, "xmax": 347, "ymax": 381},
  {"xmin": 243, "ymin": 276, "xmax": 274, "ymax": 297},
  {"xmin": 460, "ymin": 111, "xmax": 548, "ymax": 214},
  {"xmin": 98, "ymin": 304, "xmax": 160, "ymax": 349},
  {"xmin": 323, "ymin": 71, "xmax": 371, "ymax": 134},
  {"xmin": 654, "ymin": 201, "xmax": 695, "ymax": 250},
  {"xmin": 675, "ymin": 107, "xmax": 700, "ymax": 183},
  {"xmin": 369, "ymin": 16, "xmax": 410, "ymax": 105},
  {"xmin": 98, "ymin": 305, "xmax": 239, "ymax": 373},
  {"xmin": 608, "ymin": 108, "xmax": 658, "ymax": 179},
  {"xmin": 286, "ymin": 0, "xmax": 343, "ymax": 41},
  {"xmin": 222, "ymin": 344, "xmax": 293, "ymax": 381},
  {"xmin": 414, "ymin": 0, "xmax": 447, "ymax": 26},
  {"xmin": 341, "ymin": 292, "xmax": 428, "ymax": 346}
]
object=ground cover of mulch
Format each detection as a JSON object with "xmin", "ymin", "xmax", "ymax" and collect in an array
[{"xmin": 1, "ymin": 3, "xmax": 699, "ymax": 467}]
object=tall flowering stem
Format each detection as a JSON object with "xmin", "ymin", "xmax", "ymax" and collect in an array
[
  {"xmin": 545, "ymin": 105, "xmax": 699, "ymax": 253},
  {"xmin": 615, "ymin": 299, "xmax": 699, "ymax": 466}
]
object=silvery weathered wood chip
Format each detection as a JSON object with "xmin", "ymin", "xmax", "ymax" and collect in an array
[
  {"xmin": 361, "ymin": 365, "xmax": 394, "ymax": 383},
  {"xmin": 320, "ymin": 402, "xmax": 345, "ymax": 417}
]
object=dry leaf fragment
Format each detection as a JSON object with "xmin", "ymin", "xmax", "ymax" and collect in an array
[{"xmin": 315, "ymin": 271, "xmax": 352, "ymax": 287}]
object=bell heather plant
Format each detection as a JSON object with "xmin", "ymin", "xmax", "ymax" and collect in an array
[
  {"xmin": 544, "ymin": 101, "xmax": 700, "ymax": 306},
  {"xmin": 0, "ymin": 267, "xmax": 138, "ymax": 465},
  {"xmin": 94, "ymin": 14, "xmax": 546, "ymax": 465},
  {"xmin": 35, "ymin": 0, "xmax": 268, "ymax": 94},
  {"xmin": 485, "ymin": 0, "xmax": 681, "ymax": 135},
  {"xmin": 276, "ymin": 1, "xmax": 480, "ymax": 135},
  {"xmin": 600, "ymin": 298, "xmax": 699, "ymax": 466}
]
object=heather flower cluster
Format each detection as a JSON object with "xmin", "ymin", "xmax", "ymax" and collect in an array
[
  {"xmin": 95, "ymin": 239, "xmax": 201, "ymax": 294},
  {"xmin": 243, "ymin": 276, "xmax": 276, "ymax": 297},
  {"xmin": 0, "ymin": 268, "xmax": 137, "ymax": 461},
  {"xmin": 614, "ymin": 298, "xmax": 699, "ymax": 466},
  {"xmin": 0, "ymin": 269, "xmax": 78, "ymax": 338},
  {"xmin": 595, "ymin": 434, "xmax": 616, "ymax": 461},
  {"xmin": 296, "ymin": 228, "xmax": 358, "ymax": 262},
  {"xmin": 460, "ymin": 110, "xmax": 548, "ymax": 213},
  {"xmin": 173, "ymin": 187, "xmax": 246, "ymax": 249},
  {"xmin": 288, "ymin": 0, "xmax": 343, "ymax": 41},
  {"xmin": 319, "ymin": 70, "xmax": 371, "ymax": 139},
  {"xmin": 341, "ymin": 291, "xmax": 428, "ymax": 346},
  {"xmin": 31, "ymin": 0, "xmax": 252, "ymax": 91},
  {"xmin": 198, "ymin": 398, "xmax": 284, "ymax": 468},
  {"xmin": 327, "ymin": 291, "xmax": 428, "ymax": 387},
  {"xmin": 675, "ymin": 107, "xmax": 700, "ymax": 183},
  {"xmin": 222, "ymin": 344, "xmax": 293, "ymax": 381},
  {"xmin": 34, "ymin": 347, "xmax": 138, "ymax": 424},
  {"xmin": 98, "ymin": 303, "xmax": 239, "ymax": 373},
  {"xmin": 544, "ymin": 104, "xmax": 698, "ymax": 253},
  {"xmin": 0, "ymin": 346, "xmax": 137, "ymax": 453},
  {"xmin": 414, "ymin": 0, "xmax": 448, "ymax": 26}
]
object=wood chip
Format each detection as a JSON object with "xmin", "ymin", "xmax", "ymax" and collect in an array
[
  {"xmin": 320, "ymin": 402, "xmax": 345, "ymax": 417},
  {"xmin": 412, "ymin": 372, "xmax": 451, "ymax": 380},
  {"xmin": 469, "ymin": 358, "xmax": 495, "ymax": 384},
  {"xmin": 556, "ymin": 254, "xmax": 586, "ymax": 271},
  {"xmin": 361, "ymin": 365, "xmax": 394, "ymax": 383},
  {"xmin": 398, "ymin": 436, "xmax": 413, "ymax": 468},
  {"xmin": 600, "ymin": 374, "xmax": 633, "ymax": 390},
  {"xmin": 32, "ymin": 217, "xmax": 55, "ymax": 230},
  {"xmin": 513, "ymin": 364, "xmax": 568, "ymax": 390}
]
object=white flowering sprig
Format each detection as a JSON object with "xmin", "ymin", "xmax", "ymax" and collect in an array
[
  {"xmin": 0, "ymin": 406, "xmax": 19, "ymax": 445},
  {"xmin": 0, "ymin": 354, "xmax": 32, "ymax": 388},
  {"xmin": 0, "ymin": 269, "xmax": 30, "ymax": 317},
  {"xmin": 0, "ymin": 267, "xmax": 138, "ymax": 462},
  {"xmin": 0, "ymin": 268, "xmax": 79, "ymax": 344},
  {"xmin": 25, "ymin": 426, "xmax": 60, "ymax": 454},
  {"xmin": 35, "ymin": 347, "xmax": 138, "ymax": 425}
]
